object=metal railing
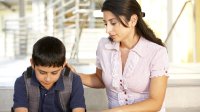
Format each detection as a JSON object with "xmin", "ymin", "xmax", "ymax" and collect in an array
[
  {"xmin": 165, "ymin": 0, "xmax": 193, "ymax": 44},
  {"xmin": 3, "ymin": 0, "xmax": 104, "ymax": 60}
]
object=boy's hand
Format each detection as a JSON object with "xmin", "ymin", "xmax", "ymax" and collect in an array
[
  {"xmin": 72, "ymin": 108, "xmax": 85, "ymax": 112},
  {"xmin": 14, "ymin": 107, "xmax": 28, "ymax": 112}
]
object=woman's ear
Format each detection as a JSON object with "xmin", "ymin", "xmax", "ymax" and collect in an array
[{"xmin": 130, "ymin": 14, "xmax": 138, "ymax": 27}]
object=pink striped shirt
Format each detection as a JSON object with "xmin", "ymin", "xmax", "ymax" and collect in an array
[{"xmin": 96, "ymin": 37, "xmax": 169, "ymax": 112}]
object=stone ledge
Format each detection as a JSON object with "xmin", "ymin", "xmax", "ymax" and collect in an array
[{"xmin": 168, "ymin": 74, "xmax": 200, "ymax": 87}]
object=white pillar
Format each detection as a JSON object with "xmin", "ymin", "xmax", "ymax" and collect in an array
[
  {"xmin": 32, "ymin": 0, "xmax": 45, "ymax": 33},
  {"xmin": 166, "ymin": 0, "xmax": 173, "ymax": 62}
]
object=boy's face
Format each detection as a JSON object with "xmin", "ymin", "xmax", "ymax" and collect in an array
[{"xmin": 33, "ymin": 65, "xmax": 64, "ymax": 90}]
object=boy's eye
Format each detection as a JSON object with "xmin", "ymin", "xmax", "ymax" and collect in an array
[
  {"xmin": 51, "ymin": 72, "xmax": 58, "ymax": 75},
  {"xmin": 39, "ymin": 71, "xmax": 46, "ymax": 74}
]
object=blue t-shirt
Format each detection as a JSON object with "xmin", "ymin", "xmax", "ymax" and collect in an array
[{"xmin": 13, "ymin": 70, "xmax": 86, "ymax": 112}]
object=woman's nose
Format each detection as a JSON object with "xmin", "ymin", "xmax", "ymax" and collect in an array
[{"xmin": 106, "ymin": 25, "xmax": 112, "ymax": 34}]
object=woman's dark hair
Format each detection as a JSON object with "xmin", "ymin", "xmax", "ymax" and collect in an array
[
  {"xmin": 101, "ymin": 0, "xmax": 164, "ymax": 46},
  {"xmin": 32, "ymin": 36, "xmax": 66, "ymax": 67}
]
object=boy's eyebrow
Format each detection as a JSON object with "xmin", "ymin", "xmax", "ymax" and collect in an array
[
  {"xmin": 38, "ymin": 69, "xmax": 47, "ymax": 73},
  {"xmin": 51, "ymin": 69, "xmax": 61, "ymax": 73},
  {"xmin": 37, "ymin": 68, "xmax": 62, "ymax": 73}
]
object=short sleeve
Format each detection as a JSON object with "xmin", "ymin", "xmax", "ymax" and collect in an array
[
  {"xmin": 13, "ymin": 76, "xmax": 29, "ymax": 109},
  {"xmin": 69, "ymin": 74, "xmax": 86, "ymax": 109},
  {"xmin": 96, "ymin": 38, "xmax": 103, "ymax": 70},
  {"xmin": 150, "ymin": 47, "xmax": 169, "ymax": 78}
]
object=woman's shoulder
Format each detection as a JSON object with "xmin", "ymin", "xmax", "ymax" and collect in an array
[
  {"xmin": 140, "ymin": 37, "xmax": 167, "ymax": 58},
  {"xmin": 142, "ymin": 37, "xmax": 166, "ymax": 51}
]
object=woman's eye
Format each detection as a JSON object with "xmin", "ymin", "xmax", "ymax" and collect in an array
[{"xmin": 111, "ymin": 22, "xmax": 116, "ymax": 25}]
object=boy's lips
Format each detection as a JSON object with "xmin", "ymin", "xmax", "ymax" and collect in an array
[{"xmin": 42, "ymin": 81, "xmax": 51, "ymax": 85}]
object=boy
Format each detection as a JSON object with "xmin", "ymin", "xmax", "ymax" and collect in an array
[{"xmin": 13, "ymin": 36, "xmax": 86, "ymax": 112}]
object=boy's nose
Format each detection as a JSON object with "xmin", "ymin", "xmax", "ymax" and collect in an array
[{"xmin": 45, "ymin": 77, "xmax": 50, "ymax": 82}]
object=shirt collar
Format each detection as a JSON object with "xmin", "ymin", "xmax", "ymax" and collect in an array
[
  {"xmin": 104, "ymin": 37, "xmax": 147, "ymax": 57},
  {"xmin": 130, "ymin": 37, "xmax": 148, "ymax": 57},
  {"xmin": 105, "ymin": 41, "xmax": 120, "ymax": 51}
]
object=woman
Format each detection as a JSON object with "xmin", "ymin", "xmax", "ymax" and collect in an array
[{"xmin": 79, "ymin": 0, "xmax": 169, "ymax": 111}]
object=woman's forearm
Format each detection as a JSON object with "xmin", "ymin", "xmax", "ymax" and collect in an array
[
  {"xmin": 79, "ymin": 73, "xmax": 105, "ymax": 88},
  {"xmin": 102, "ymin": 98, "xmax": 163, "ymax": 112},
  {"xmin": 102, "ymin": 76, "xmax": 168, "ymax": 112}
]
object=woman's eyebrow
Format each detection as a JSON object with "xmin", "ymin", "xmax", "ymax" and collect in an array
[{"xmin": 103, "ymin": 18, "xmax": 117, "ymax": 22}]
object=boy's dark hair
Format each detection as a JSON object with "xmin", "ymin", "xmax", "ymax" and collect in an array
[
  {"xmin": 32, "ymin": 36, "xmax": 66, "ymax": 67},
  {"xmin": 102, "ymin": 0, "xmax": 164, "ymax": 47}
]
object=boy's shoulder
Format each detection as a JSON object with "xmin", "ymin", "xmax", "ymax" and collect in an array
[
  {"xmin": 62, "ymin": 71, "xmax": 82, "ymax": 87},
  {"xmin": 14, "ymin": 74, "xmax": 25, "ymax": 87},
  {"xmin": 15, "ymin": 67, "xmax": 32, "ymax": 85},
  {"xmin": 69, "ymin": 71, "xmax": 80, "ymax": 79}
]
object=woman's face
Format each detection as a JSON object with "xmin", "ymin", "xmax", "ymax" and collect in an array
[{"xmin": 103, "ymin": 11, "xmax": 136, "ymax": 42}]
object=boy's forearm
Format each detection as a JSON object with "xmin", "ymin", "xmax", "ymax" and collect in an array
[{"xmin": 14, "ymin": 107, "xmax": 28, "ymax": 112}]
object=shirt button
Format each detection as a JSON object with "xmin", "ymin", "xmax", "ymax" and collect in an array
[
  {"xmin": 120, "ymin": 80, "xmax": 122, "ymax": 82},
  {"xmin": 45, "ymin": 94, "xmax": 47, "ymax": 96},
  {"xmin": 124, "ymin": 91, "xmax": 126, "ymax": 94},
  {"xmin": 125, "ymin": 99, "xmax": 128, "ymax": 101},
  {"xmin": 120, "ymin": 83, "xmax": 122, "ymax": 86}
]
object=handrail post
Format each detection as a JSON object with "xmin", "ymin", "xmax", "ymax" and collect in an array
[
  {"xmin": 165, "ymin": 0, "xmax": 192, "ymax": 44},
  {"xmin": 192, "ymin": 0, "xmax": 196, "ymax": 63}
]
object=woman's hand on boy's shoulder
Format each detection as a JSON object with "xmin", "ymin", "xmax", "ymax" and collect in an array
[{"xmin": 66, "ymin": 63, "xmax": 76, "ymax": 73}]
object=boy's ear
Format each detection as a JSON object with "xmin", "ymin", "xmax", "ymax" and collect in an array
[
  {"xmin": 30, "ymin": 58, "xmax": 34, "ymax": 69},
  {"xmin": 63, "ymin": 61, "xmax": 67, "ymax": 68},
  {"xmin": 63, "ymin": 59, "xmax": 67, "ymax": 67}
]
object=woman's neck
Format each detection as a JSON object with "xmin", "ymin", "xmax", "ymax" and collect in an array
[{"xmin": 120, "ymin": 34, "xmax": 140, "ymax": 49}]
